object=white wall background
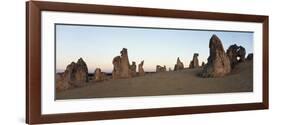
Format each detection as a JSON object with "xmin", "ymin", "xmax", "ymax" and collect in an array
[{"xmin": 0, "ymin": 0, "xmax": 279, "ymax": 124}]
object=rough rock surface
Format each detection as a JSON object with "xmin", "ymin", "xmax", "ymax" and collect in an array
[
  {"xmin": 174, "ymin": 57, "xmax": 184, "ymax": 71},
  {"xmin": 56, "ymin": 73, "xmax": 69, "ymax": 91},
  {"xmin": 64, "ymin": 58, "xmax": 89, "ymax": 83},
  {"xmin": 138, "ymin": 61, "xmax": 145, "ymax": 76},
  {"xmin": 112, "ymin": 48, "xmax": 132, "ymax": 79},
  {"xmin": 226, "ymin": 44, "xmax": 246, "ymax": 68},
  {"xmin": 189, "ymin": 53, "xmax": 199, "ymax": 68},
  {"xmin": 56, "ymin": 58, "xmax": 89, "ymax": 91},
  {"xmin": 130, "ymin": 61, "xmax": 137, "ymax": 77},
  {"xmin": 156, "ymin": 65, "xmax": 166, "ymax": 72},
  {"xmin": 246, "ymin": 53, "xmax": 253, "ymax": 60},
  {"xmin": 201, "ymin": 35, "xmax": 231, "ymax": 77},
  {"xmin": 94, "ymin": 68, "xmax": 107, "ymax": 82}
]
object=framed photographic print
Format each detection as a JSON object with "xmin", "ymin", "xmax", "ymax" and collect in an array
[{"xmin": 26, "ymin": 1, "xmax": 269, "ymax": 124}]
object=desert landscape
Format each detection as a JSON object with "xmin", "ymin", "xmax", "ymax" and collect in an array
[{"xmin": 55, "ymin": 34, "xmax": 254, "ymax": 100}]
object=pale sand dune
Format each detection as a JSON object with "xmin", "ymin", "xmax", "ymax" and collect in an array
[{"xmin": 56, "ymin": 60, "xmax": 253, "ymax": 100}]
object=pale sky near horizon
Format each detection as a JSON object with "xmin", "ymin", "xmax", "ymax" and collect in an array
[{"xmin": 56, "ymin": 24, "xmax": 253, "ymax": 73}]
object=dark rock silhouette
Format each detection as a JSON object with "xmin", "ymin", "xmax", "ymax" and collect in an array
[
  {"xmin": 138, "ymin": 61, "xmax": 145, "ymax": 76},
  {"xmin": 246, "ymin": 53, "xmax": 253, "ymax": 60},
  {"xmin": 94, "ymin": 68, "xmax": 107, "ymax": 82},
  {"xmin": 189, "ymin": 53, "xmax": 199, "ymax": 68},
  {"xmin": 56, "ymin": 58, "xmax": 89, "ymax": 91},
  {"xmin": 174, "ymin": 57, "xmax": 184, "ymax": 71},
  {"xmin": 130, "ymin": 61, "xmax": 137, "ymax": 77},
  {"xmin": 201, "ymin": 35, "xmax": 231, "ymax": 77},
  {"xmin": 156, "ymin": 65, "xmax": 167, "ymax": 72},
  {"xmin": 226, "ymin": 44, "xmax": 246, "ymax": 68},
  {"xmin": 112, "ymin": 48, "xmax": 132, "ymax": 79},
  {"xmin": 201, "ymin": 62, "xmax": 205, "ymax": 67}
]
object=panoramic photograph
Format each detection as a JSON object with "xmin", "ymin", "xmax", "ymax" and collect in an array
[{"xmin": 55, "ymin": 24, "xmax": 254, "ymax": 100}]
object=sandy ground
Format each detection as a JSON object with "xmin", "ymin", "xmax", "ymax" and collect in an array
[{"xmin": 56, "ymin": 61, "xmax": 253, "ymax": 100}]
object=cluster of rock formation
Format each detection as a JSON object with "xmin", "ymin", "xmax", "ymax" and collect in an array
[
  {"xmin": 174, "ymin": 57, "xmax": 184, "ymax": 71},
  {"xmin": 56, "ymin": 48, "xmax": 147, "ymax": 91},
  {"xmin": 189, "ymin": 53, "xmax": 199, "ymax": 68},
  {"xmin": 112, "ymin": 48, "xmax": 145, "ymax": 79},
  {"xmin": 201, "ymin": 35, "xmax": 231, "ymax": 77},
  {"xmin": 152, "ymin": 35, "xmax": 251, "ymax": 78},
  {"xmin": 226, "ymin": 44, "xmax": 246, "ymax": 68},
  {"xmin": 56, "ymin": 34, "xmax": 253, "ymax": 90},
  {"xmin": 156, "ymin": 65, "xmax": 167, "ymax": 72},
  {"xmin": 200, "ymin": 34, "xmax": 253, "ymax": 78},
  {"xmin": 56, "ymin": 58, "xmax": 89, "ymax": 91}
]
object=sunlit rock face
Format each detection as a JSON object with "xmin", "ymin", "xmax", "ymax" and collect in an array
[
  {"xmin": 56, "ymin": 58, "xmax": 89, "ymax": 91},
  {"xmin": 112, "ymin": 48, "xmax": 132, "ymax": 79},
  {"xmin": 94, "ymin": 68, "xmax": 107, "ymax": 82}
]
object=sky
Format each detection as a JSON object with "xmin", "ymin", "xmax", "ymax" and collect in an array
[{"xmin": 56, "ymin": 24, "xmax": 253, "ymax": 73}]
